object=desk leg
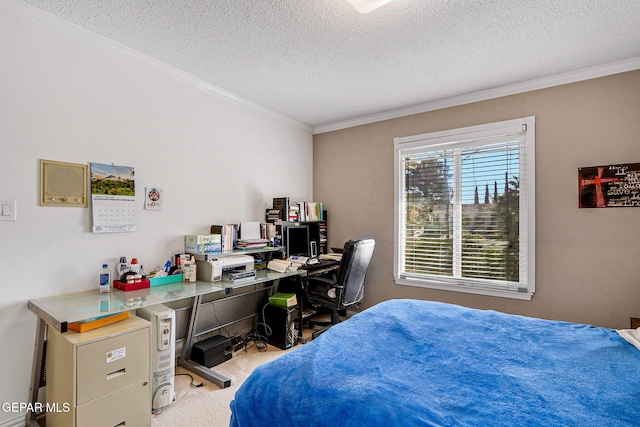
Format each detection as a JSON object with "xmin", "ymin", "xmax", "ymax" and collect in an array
[
  {"xmin": 26, "ymin": 317, "xmax": 46, "ymax": 427},
  {"xmin": 296, "ymin": 277, "xmax": 308, "ymax": 344},
  {"xmin": 178, "ymin": 359, "xmax": 231, "ymax": 388},
  {"xmin": 178, "ymin": 294, "xmax": 232, "ymax": 389}
]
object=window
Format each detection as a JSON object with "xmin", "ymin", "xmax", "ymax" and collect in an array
[{"xmin": 394, "ymin": 117, "xmax": 535, "ymax": 300}]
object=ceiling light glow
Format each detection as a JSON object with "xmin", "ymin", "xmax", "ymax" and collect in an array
[{"xmin": 346, "ymin": 0, "xmax": 395, "ymax": 14}]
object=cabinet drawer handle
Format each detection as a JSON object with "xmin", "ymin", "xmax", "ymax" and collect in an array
[
  {"xmin": 106, "ymin": 368, "xmax": 126, "ymax": 381},
  {"xmin": 113, "ymin": 422, "xmax": 126, "ymax": 427}
]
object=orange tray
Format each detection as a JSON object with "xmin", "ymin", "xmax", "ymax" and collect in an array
[{"xmin": 68, "ymin": 311, "xmax": 130, "ymax": 333}]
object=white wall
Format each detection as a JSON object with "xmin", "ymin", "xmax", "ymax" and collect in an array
[{"xmin": 0, "ymin": 3, "xmax": 312, "ymax": 424}]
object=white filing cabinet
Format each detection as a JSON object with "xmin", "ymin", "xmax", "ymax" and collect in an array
[{"xmin": 46, "ymin": 316, "xmax": 151, "ymax": 427}]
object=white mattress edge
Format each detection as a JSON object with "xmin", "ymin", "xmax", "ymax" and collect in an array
[{"xmin": 617, "ymin": 328, "xmax": 640, "ymax": 351}]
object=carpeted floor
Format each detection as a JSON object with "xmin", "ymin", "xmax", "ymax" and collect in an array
[{"xmin": 151, "ymin": 336, "xmax": 306, "ymax": 427}]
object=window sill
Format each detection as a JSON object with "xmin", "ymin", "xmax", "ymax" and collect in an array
[{"xmin": 395, "ymin": 276, "xmax": 533, "ymax": 301}]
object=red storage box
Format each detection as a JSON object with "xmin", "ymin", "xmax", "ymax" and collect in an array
[{"xmin": 113, "ymin": 278, "xmax": 150, "ymax": 291}]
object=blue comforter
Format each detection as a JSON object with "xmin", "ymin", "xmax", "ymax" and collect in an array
[{"xmin": 230, "ymin": 299, "xmax": 640, "ymax": 426}]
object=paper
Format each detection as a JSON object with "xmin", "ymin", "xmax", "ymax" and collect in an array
[
  {"xmin": 145, "ymin": 187, "xmax": 162, "ymax": 211},
  {"xmin": 240, "ymin": 221, "xmax": 261, "ymax": 240}
]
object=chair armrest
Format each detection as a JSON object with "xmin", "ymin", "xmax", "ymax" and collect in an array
[
  {"xmin": 301, "ymin": 276, "xmax": 336, "ymax": 287},
  {"xmin": 302, "ymin": 277, "xmax": 345, "ymax": 291}
]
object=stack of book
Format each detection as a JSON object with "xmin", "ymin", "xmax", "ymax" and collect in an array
[
  {"xmin": 288, "ymin": 204, "xmax": 300, "ymax": 221},
  {"xmin": 271, "ymin": 198, "xmax": 325, "ymax": 222},
  {"xmin": 235, "ymin": 239, "xmax": 269, "ymax": 250},
  {"xmin": 260, "ymin": 222, "xmax": 277, "ymax": 240},
  {"xmin": 293, "ymin": 201, "xmax": 324, "ymax": 222},
  {"xmin": 210, "ymin": 224, "xmax": 238, "ymax": 252}
]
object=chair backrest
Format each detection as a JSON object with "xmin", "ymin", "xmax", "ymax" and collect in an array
[{"xmin": 337, "ymin": 238, "xmax": 375, "ymax": 306}]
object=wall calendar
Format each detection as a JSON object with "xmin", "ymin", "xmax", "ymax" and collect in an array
[{"xmin": 90, "ymin": 163, "xmax": 136, "ymax": 232}]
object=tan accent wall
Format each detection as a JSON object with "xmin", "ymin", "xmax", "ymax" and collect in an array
[{"xmin": 313, "ymin": 70, "xmax": 640, "ymax": 328}]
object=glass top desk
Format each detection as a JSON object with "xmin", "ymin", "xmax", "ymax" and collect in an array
[
  {"xmin": 28, "ymin": 269, "xmax": 300, "ymax": 333},
  {"xmin": 26, "ymin": 269, "xmax": 302, "ymax": 426}
]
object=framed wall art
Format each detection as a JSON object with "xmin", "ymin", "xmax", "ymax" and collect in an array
[{"xmin": 578, "ymin": 163, "xmax": 640, "ymax": 208}]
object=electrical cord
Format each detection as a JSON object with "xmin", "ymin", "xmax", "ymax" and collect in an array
[
  {"xmin": 257, "ymin": 302, "xmax": 273, "ymax": 337},
  {"xmin": 246, "ymin": 331, "xmax": 269, "ymax": 351},
  {"xmin": 151, "ymin": 373, "xmax": 204, "ymax": 415},
  {"xmin": 229, "ymin": 328, "xmax": 269, "ymax": 353},
  {"xmin": 175, "ymin": 372, "xmax": 204, "ymax": 388},
  {"xmin": 205, "ymin": 298, "xmax": 272, "ymax": 356},
  {"xmin": 211, "ymin": 299, "xmax": 231, "ymax": 337}
]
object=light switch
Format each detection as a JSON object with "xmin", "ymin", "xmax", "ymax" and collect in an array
[{"xmin": 0, "ymin": 200, "xmax": 17, "ymax": 221}]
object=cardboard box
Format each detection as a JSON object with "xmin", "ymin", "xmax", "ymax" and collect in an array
[
  {"xmin": 185, "ymin": 234, "xmax": 222, "ymax": 253},
  {"xmin": 185, "ymin": 234, "xmax": 221, "ymax": 244},
  {"xmin": 185, "ymin": 242, "xmax": 222, "ymax": 253}
]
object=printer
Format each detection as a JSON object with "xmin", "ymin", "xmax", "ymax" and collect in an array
[{"xmin": 196, "ymin": 255, "xmax": 254, "ymax": 282}]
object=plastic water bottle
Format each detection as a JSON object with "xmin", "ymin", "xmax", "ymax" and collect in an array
[{"xmin": 99, "ymin": 264, "xmax": 111, "ymax": 293}]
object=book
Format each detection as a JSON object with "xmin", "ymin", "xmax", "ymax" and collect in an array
[
  {"xmin": 210, "ymin": 224, "xmax": 238, "ymax": 252},
  {"xmin": 306, "ymin": 202, "xmax": 323, "ymax": 221},
  {"xmin": 236, "ymin": 238, "xmax": 270, "ymax": 250},
  {"xmin": 296, "ymin": 201, "xmax": 307, "ymax": 222},
  {"xmin": 267, "ymin": 259, "xmax": 291, "ymax": 273},
  {"xmin": 269, "ymin": 292, "xmax": 298, "ymax": 308},
  {"xmin": 288, "ymin": 204, "xmax": 299, "ymax": 221}
]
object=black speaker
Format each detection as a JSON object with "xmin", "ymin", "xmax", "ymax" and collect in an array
[
  {"xmin": 258, "ymin": 304, "xmax": 300, "ymax": 350},
  {"xmin": 191, "ymin": 335, "xmax": 232, "ymax": 368}
]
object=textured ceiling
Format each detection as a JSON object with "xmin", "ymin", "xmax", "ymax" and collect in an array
[{"xmin": 19, "ymin": 0, "xmax": 640, "ymax": 131}]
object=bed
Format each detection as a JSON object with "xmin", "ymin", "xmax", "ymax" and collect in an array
[{"xmin": 230, "ymin": 299, "xmax": 640, "ymax": 426}]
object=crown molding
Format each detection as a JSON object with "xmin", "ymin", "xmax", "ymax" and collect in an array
[
  {"xmin": 4, "ymin": 0, "xmax": 639, "ymax": 137},
  {"xmin": 313, "ymin": 57, "xmax": 640, "ymax": 134},
  {"xmin": 1, "ymin": 0, "xmax": 313, "ymax": 134}
]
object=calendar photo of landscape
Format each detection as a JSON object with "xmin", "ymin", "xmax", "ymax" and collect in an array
[
  {"xmin": 90, "ymin": 163, "xmax": 135, "ymax": 196},
  {"xmin": 90, "ymin": 163, "xmax": 137, "ymax": 233}
]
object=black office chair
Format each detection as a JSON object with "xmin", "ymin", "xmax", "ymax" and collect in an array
[{"xmin": 302, "ymin": 238, "xmax": 375, "ymax": 339}]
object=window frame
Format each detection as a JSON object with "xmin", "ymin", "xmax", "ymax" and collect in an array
[{"xmin": 393, "ymin": 116, "xmax": 536, "ymax": 300}]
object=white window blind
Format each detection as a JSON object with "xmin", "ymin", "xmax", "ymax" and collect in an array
[{"xmin": 394, "ymin": 117, "xmax": 535, "ymax": 300}]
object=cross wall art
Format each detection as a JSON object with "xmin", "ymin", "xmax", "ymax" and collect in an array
[{"xmin": 578, "ymin": 163, "xmax": 640, "ymax": 208}]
